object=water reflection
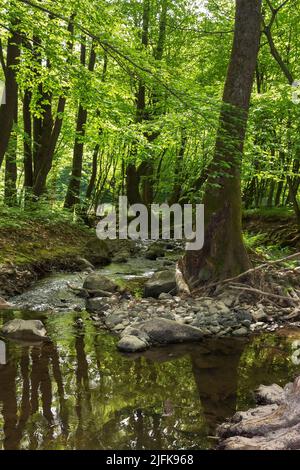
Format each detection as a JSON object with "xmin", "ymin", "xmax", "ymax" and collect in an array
[{"xmin": 0, "ymin": 310, "xmax": 300, "ymax": 450}]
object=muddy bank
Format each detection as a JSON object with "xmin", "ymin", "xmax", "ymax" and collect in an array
[{"xmin": 0, "ymin": 256, "xmax": 94, "ymax": 298}]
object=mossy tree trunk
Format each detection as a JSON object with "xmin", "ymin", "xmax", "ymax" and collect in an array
[{"xmin": 181, "ymin": 0, "xmax": 262, "ymax": 285}]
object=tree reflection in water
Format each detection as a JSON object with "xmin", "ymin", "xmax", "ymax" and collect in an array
[{"xmin": 0, "ymin": 310, "xmax": 299, "ymax": 450}]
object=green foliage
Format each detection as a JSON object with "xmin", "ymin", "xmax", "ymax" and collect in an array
[
  {"xmin": 243, "ymin": 230, "xmax": 292, "ymax": 261},
  {"xmin": 0, "ymin": 0, "xmax": 299, "ymax": 220}
]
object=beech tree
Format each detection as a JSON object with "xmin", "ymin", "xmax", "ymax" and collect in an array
[
  {"xmin": 0, "ymin": 0, "xmax": 298, "ymax": 255},
  {"xmin": 181, "ymin": 0, "xmax": 262, "ymax": 284}
]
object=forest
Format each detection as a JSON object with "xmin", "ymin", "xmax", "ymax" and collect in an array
[{"xmin": 0, "ymin": 0, "xmax": 300, "ymax": 454}]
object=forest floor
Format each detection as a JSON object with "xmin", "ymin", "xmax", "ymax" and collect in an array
[
  {"xmin": 0, "ymin": 206, "xmax": 298, "ymax": 265},
  {"xmin": 243, "ymin": 208, "xmax": 300, "ymax": 252}
]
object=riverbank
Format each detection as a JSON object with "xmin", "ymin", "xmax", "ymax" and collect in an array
[
  {"xmin": 81, "ymin": 267, "xmax": 300, "ymax": 351},
  {"xmin": 0, "ymin": 206, "xmax": 299, "ymax": 297},
  {"xmin": 0, "ymin": 206, "xmax": 94, "ymax": 296},
  {"xmin": 0, "ymin": 206, "xmax": 141, "ymax": 297}
]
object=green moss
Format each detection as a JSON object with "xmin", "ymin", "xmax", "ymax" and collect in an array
[
  {"xmin": 243, "ymin": 207, "xmax": 294, "ymax": 220},
  {"xmin": 0, "ymin": 206, "xmax": 95, "ymax": 266}
]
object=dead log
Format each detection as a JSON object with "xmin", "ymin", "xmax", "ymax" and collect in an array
[{"xmin": 217, "ymin": 377, "xmax": 300, "ymax": 450}]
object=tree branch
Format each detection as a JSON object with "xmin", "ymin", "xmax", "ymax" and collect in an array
[
  {"xmin": 263, "ymin": 0, "xmax": 295, "ymax": 84},
  {"xmin": 0, "ymin": 38, "xmax": 7, "ymax": 77},
  {"xmin": 15, "ymin": 0, "xmax": 220, "ymax": 121}
]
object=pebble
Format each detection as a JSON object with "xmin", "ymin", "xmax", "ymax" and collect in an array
[{"xmin": 88, "ymin": 292, "xmax": 286, "ymax": 342}]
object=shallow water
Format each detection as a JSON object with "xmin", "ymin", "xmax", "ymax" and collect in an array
[
  {"xmin": 9, "ymin": 256, "xmax": 170, "ymax": 311},
  {"xmin": 0, "ymin": 308, "xmax": 300, "ymax": 450}
]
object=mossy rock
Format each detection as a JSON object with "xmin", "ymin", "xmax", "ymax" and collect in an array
[
  {"xmin": 83, "ymin": 273, "xmax": 119, "ymax": 293},
  {"xmin": 145, "ymin": 241, "xmax": 166, "ymax": 260},
  {"xmin": 85, "ymin": 238, "xmax": 138, "ymax": 265},
  {"xmin": 144, "ymin": 270, "xmax": 177, "ymax": 298},
  {"xmin": 85, "ymin": 239, "xmax": 112, "ymax": 265}
]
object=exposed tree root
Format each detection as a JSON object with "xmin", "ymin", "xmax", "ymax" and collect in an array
[
  {"xmin": 217, "ymin": 377, "xmax": 300, "ymax": 450},
  {"xmin": 188, "ymin": 252, "xmax": 300, "ymax": 309}
]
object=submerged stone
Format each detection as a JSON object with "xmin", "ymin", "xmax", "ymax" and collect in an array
[
  {"xmin": 117, "ymin": 335, "xmax": 148, "ymax": 352},
  {"xmin": 1, "ymin": 319, "xmax": 47, "ymax": 341}
]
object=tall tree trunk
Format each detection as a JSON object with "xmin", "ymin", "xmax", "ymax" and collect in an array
[
  {"xmin": 64, "ymin": 42, "xmax": 96, "ymax": 209},
  {"xmin": 181, "ymin": 0, "xmax": 262, "ymax": 285},
  {"xmin": 126, "ymin": 0, "xmax": 168, "ymax": 205},
  {"xmin": 23, "ymin": 89, "xmax": 33, "ymax": 197},
  {"xmin": 267, "ymin": 180, "xmax": 275, "ymax": 207},
  {"xmin": 32, "ymin": 16, "xmax": 75, "ymax": 199},
  {"xmin": 85, "ymin": 142, "xmax": 100, "ymax": 200},
  {"xmin": 0, "ymin": 20, "xmax": 21, "ymax": 169},
  {"xmin": 126, "ymin": 0, "xmax": 150, "ymax": 205},
  {"xmin": 169, "ymin": 128, "xmax": 187, "ymax": 205},
  {"xmin": 5, "ymin": 106, "xmax": 18, "ymax": 206}
]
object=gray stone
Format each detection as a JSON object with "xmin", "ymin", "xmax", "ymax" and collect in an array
[
  {"xmin": 184, "ymin": 316, "xmax": 193, "ymax": 323},
  {"xmin": 1, "ymin": 319, "xmax": 47, "ymax": 341},
  {"xmin": 105, "ymin": 313, "xmax": 126, "ymax": 328},
  {"xmin": 114, "ymin": 323, "xmax": 125, "ymax": 332},
  {"xmin": 145, "ymin": 242, "xmax": 166, "ymax": 260},
  {"xmin": 252, "ymin": 307, "xmax": 268, "ymax": 323},
  {"xmin": 250, "ymin": 322, "xmax": 266, "ymax": 332},
  {"xmin": 217, "ymin": 327, "xmax": 232, "ymax": 336},
  {"xmin": 85, "ymin": 238, "xmax": 111, "ymax": 265},
  {"xmin": 144, "ymin": 270, "xmax": 177, "ymax": 298},
  {"xmin": 117, "ymin": 335, "xmax": 148, "ymax": 352},
  {"xmin": 83, "ymin": 274, "xmax": 118, "ymax": 293},
  {"xmin": 235, "ymin": 310, "xmax": 253, "ymax": 322},
  {"xmin": 209, "ymin": 325, "xmax": 221, "ymax": 334},
  {"xmin": 198, "ymin": 327, "xmax": 212, "ymax": 336},
  {"xmin": 195, "ymin": 312, "xmax": 205, "ymax": 322},
  {"xmin": 158, "ymin": 293, "xmax": 173, "ymax": 300},
  {"xmin": 86, "ymin": 297, "xmax": 110, "ymax": 313},
  {"xmin": 161, "ymin": 311, "xmax": 176, "ymax": 320},
  {"xmin": 232, "ymin": 327, "xmax": 248, "ymax": 337},
  {"xmin": 218, "ymin": 294, "xmax": 236, "ymax": 308},
  {"xmin": 0, "ymin": 296, "xmax": 12, "ymax": 309},
  {"xmin": 139, "ymin": 318, "xmax": 203, "ymax": 345},
  {"xmin": 121, "ymin": 326, "xmax": 150, "ymax": 344},
  {"xmin": 211, "ymin": 301, "xmax": 230, "ymax": 315},
  {"xmin": 112, "ymin": 250, "xmax": 130, "ymax": 263},
  {"xmin": 219, "ymin": 315, "xmax": 238, "ymax": 328}
]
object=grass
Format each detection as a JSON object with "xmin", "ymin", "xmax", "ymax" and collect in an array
[
  {"xmin": 243, "ymin": 207, "xmax": 295, "ymax": 219},
  {"xmin": 243, "ymin": 231, "xmax": 292, "ymax": 261},
  {"xmin": 0, "ymin": 205, "xmax": 94, "ymax": 266}
]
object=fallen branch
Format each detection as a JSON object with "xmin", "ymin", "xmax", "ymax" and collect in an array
[
  {"xmin": 229, "ymin": 284, "xmax": 298, "ymax": 304},
  {"xmin": 194, "ymin": 252, "xmax": 300, "ymax": 293}
]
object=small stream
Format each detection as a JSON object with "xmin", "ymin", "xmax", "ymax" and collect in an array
[
  {"xmin": 9, "ymin": 256, "xmax": 169, "ymax": 312},
  {"xmin": 0, "ymin": 257, "xmax": 300, "ymax": 450}
]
